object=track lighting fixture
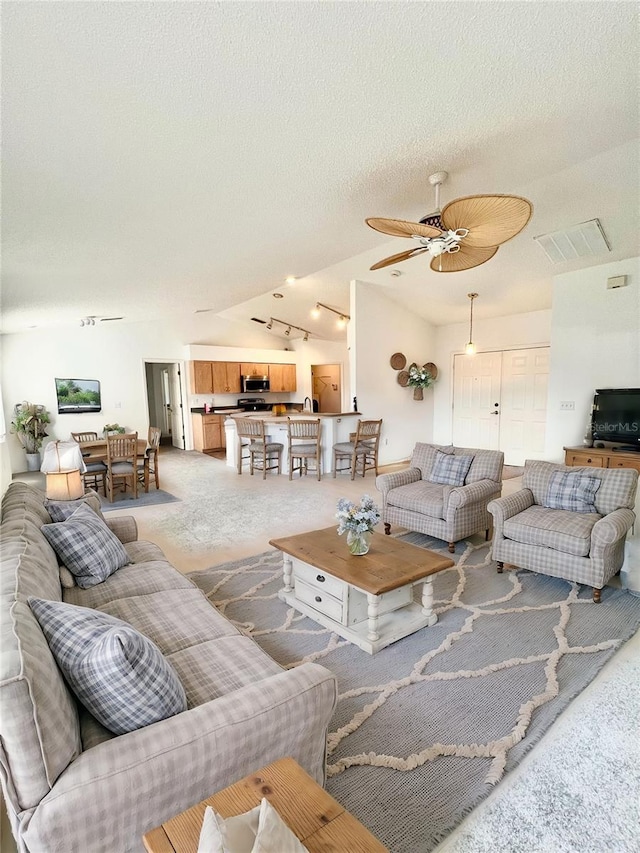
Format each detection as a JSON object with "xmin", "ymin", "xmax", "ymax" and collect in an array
[
  {"xmin": 310, "ymin": 302, "xmax": 350, "ymax": 327},
  {"xmin": 79, "ymin": 316, "xmax": 96, "ymax": 327},
  {"xmin": 264, "ymin": 317, "xmax": 312, "ymax": 341}
]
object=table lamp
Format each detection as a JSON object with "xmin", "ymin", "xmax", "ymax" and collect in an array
[{"xmin": 41, "ymin": 440, "xmax": 85, "ymax": 501}]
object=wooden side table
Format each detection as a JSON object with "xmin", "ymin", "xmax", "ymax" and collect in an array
[{"xmin": 142, "ymin": 757, "xmax": 388, "ymax": 852}]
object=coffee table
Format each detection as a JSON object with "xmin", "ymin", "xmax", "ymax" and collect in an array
[
  {"xmin": 142, "ymin": 757, "xmax": 387, "ymax": 852},
  {"xmin": 270, "ymin": 527, "xmax": 454, "ymax": 654}
]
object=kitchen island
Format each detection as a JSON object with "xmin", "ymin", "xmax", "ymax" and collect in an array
[{"xmin": 224, "ymin": 412, "xmax": 362, "ymax": 475}]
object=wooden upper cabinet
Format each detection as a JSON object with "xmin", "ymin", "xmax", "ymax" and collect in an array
[
  {"xmin": 240, "ymin": 363, "xmax": 269, "ymax": 377},
  {"xmin": 192, "ymin": 361, "xmax": 214, "ymax": 394},
  {"xmin": 269, "ymin": 363, "xmax": 297, "ymax": 392},
  {"xmin": 211, "ymin": 362, "xmax": 241, "ymax": 394}
]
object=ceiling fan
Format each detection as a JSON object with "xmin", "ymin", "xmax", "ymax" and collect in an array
[{"xmin": 366, "ymin": 171, "xmax": 533, "ymax": 273}]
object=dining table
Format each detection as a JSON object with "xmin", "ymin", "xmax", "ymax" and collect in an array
[{"xmin": 79, "ymin": 438, "xmax": 152, "ymax": 496}]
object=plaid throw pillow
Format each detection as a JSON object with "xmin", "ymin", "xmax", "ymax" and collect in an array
[
  {"xmin": 429, "ymin": 451, "xmax": 475, "ymax": 487},
  {"xmin": 28, "ymin": 598, "xmax": 187, "ymax": 734},
  {"xmin": 545, "ymin": 471, "xmax": 601, "ymax": 513},
  {"xmin": 41, "ymin": 503, "xmax": 129, "ymax": 588},
  {"xmin": 45, "ymin": 496, "xmax": 104, "ymax": 523}
]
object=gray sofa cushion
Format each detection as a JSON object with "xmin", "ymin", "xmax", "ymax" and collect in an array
[
  {"xmin": 29, "ymin": 598, "xmax": 187, "ymax": 735},
  {"xmin": 386, "ymin": 480, "xmax": 448, "ymax": 519},
  {"xmin": 503, "ymin": 505, "xmax": 602, "ymax": 557},
  {"xmin": 42, "ymin": 504, "xmax": 130, "ymax": 588},
  {"xmin": 544, "ymin": 470, "xmax": 600, "ymax": 513},
  {"xmin": 429, "ymin": 451, "xmax": 474, "ymax": 486}
]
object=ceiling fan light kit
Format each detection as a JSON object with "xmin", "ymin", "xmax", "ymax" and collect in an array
[{"xmin": 367, "ymin": 171, "xmax": 533, "ymax": 273}]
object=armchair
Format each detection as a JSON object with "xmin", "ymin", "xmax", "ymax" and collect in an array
[
  {"xmin": 488, "ymin": 460, "xmax": 638, "ymax": 602},
  {"xmin": 376, "ymin": 443, "xmax": 504, "ymax": 553}
]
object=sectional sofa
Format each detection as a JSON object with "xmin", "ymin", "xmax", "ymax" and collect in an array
[{"xmin": 0, "ymin": 482, "xmax": 337, "ymax": 852}]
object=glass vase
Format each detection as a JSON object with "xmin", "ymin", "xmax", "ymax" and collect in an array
[{"xmin": 347, "ymin": 530, "xmax": 372, "ymax": 556}]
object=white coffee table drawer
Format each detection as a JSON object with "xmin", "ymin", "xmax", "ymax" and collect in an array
[
  {"xmin": 295, "ymin": 578, "xmax": 345, "ymax": 623},
  {"xmin": 293, "ymin": 559, "xmax": 346, "ymax": 600}
]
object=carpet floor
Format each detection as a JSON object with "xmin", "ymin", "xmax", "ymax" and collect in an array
[{"xmin": 188, "ymin": 535, "xmax": 640, "ymax": 852}]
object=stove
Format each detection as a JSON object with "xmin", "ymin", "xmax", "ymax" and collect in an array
[{"xmin": 237, "ymin": 397, "xmax": 272, "ymax": 412}]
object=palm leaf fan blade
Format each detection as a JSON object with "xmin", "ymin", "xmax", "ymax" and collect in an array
[
  {"xmin": 365, "ymin": 217, "xmax": 443, "ymax": 239},
  {"xmin": 370, "ymin": 247, "xmax": 429, "ymax": 271},
  {"xmin": 441, "ymin": 195, "xmax": 533, "ymax": 248},
  {"xmin": 430, "ymin": 244, "xmax": 498, "ymax": 273}
]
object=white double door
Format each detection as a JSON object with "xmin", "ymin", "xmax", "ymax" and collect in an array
[{"xmin": 452, "ymin": 347, "xmax": 549, "ymax": 465}]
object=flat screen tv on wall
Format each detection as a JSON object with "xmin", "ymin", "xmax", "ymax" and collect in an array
[{"xmin": 55, "ymin": 379, "xmax": 102, "ymax": 413}]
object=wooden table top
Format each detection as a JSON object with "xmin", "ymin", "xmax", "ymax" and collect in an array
[
  {"xmin": 142, "ymin": 757, "xmax": 388, "ymax": 853},
  {"xmin": 269, "ymin": 527, "xmax": 454, "ymax": 595},
  {"xmin": 80, "ymin": 438, "xmax": 148, "ymax": 462}
]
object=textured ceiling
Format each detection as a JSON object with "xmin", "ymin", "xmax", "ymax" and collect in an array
[{"xmin": 2, "ymin": 2, "xmax": 639, "ymax": 337}]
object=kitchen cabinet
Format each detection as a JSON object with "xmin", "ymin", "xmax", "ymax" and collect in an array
[
  {"xmin": 192, "ymin": 414, "xmax": 226, "ymax": 453},
  {"xmin": 240, "ymin": 363, "xmax": 269, "ymax": 377},
  {"xmin": 269, "ymin": 363, "xmax": 297, "ymax": 392},
  {"xmin": 211, "ymin": 362, "xmax": 241, "ymax": 394},
  {"xmin": 191, "ymin": 361, "xmax": 214, "ymax": 394}
]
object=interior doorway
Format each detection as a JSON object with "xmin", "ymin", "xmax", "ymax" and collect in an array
[
  {"xmin": 144, "ymin": 361, "xmax": 186, "ymax": 449},
  {"xmin": 311, "ymin": 364, "xmax": 341, "ymax": 413},
  {"xmin": 452, "ymin": 347, "xmax": 550, "ymax": 465}
]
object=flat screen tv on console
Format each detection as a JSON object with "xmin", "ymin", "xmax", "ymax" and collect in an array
[
  {"xmin": 55, "ymin": 379, "xmax": 102, "ymax": 414},
  {"xmin": 592, "ymin": 388, "xmax": 640, "ymax": 450}
]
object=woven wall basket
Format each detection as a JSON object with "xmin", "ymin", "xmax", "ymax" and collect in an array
[
  {"xmin": 390, "ymin": 352, "xmax": 407, "ymax": 370},
  {"xmin": 397, "ymin": 370, "xmax": 409, "ymax": 387}
]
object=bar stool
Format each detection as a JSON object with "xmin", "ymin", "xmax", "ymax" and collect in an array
[
  {"xmin": 287, "ymin": 417, "xmax": 322, "ymax": 481},
  {"xmin": 235, "ymin": 418, "xmax": 283, "ymax": 479},
  {"xmin": 332, "ymin": 418, "xmax": 382, "ymax": 479}
]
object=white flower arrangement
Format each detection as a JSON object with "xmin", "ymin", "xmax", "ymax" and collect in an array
[
  {"xmin": 336, "ymin": 494, "xmax": 381, "ymax": 535},
  {"xmin": 407, "ymin": 363, "xmax": 435, "ymax": 390}
]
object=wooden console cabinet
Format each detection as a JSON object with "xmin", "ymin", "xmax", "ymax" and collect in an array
[{"xmin": 564, "ymin": 446, "xmax": 640, "ymax": 474}]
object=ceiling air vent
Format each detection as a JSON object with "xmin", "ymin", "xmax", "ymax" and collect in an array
[{"xmin": 533, "ymin": 218, "xmax": 610, "ymax": 264}]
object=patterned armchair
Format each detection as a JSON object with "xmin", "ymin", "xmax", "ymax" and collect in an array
[
  {"xmin": 376, "ymin": 443, "xmax": 504, "ymax": 553},
  {"xmin": 488, "ymin": 460, "xmax": 638, "ymax": 602}
]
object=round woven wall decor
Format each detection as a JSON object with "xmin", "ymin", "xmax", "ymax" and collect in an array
[
  {"xmin": 397, "ymin": 370, "xmax": 409, "ymax": 387},
  {"xmin": 423, "ymin": 362, "xmax": 438, "ymax": 380},
  {"xmin": 390, "ymin": 352, "xmax": 407, "ymax": 370}
]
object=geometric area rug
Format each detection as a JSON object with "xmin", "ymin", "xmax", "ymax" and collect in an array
[{"xmin": 188, "ymin": 534, "xmax": 640, "ymax": 852}]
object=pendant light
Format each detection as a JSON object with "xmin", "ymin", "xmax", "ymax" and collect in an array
[{"xmin": 465, "ymin": 293, "xmax": 478, "ymax": 355}]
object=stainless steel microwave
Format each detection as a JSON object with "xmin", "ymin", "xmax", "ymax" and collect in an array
[{"xmin": 242, "ymin": 375, "xmax": 270, "ymax": 393}]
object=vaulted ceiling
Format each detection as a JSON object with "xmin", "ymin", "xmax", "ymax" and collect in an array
[{"xmin": 2, "ymin": 2, "xmax": 639, "ymax": 338}]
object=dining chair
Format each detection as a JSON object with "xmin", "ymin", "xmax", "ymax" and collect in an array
[
  {"xmin": 138, "ymin": 426, "xmax": 161, "ymax": 492},
  {"xmin": 287, "ymin": 418, "xmax": 322, "ymax": 481},
  {"xmin": 235, "ymin": 418, "xmax": 283, "ymax": 479},
  {"xmin": 71, "ymin": 431, "xmax": 107, "ymax": 495},
  {"xmin": 105, "ymin": 432, "xmax": 138, "ymax": 502},
  {"xmin": 332, "ymin": 418, "xmax": 382, "ymax": 479}
]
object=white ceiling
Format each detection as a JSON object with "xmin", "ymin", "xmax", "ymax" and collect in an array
[{"xmin": 2, "ymin": 2, "xmax": 639, "ymax": 338}]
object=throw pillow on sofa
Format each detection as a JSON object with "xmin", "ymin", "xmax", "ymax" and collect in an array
[
  {"xmin": 544, "ymin": 470, "xmax": 601, "ymax": 513},
  {"xmin": 41, "ymin": 503, "xmax": 130, "ymax": 588},
  {"xmin": 45, "ymin": 495, "xmax": 105, "ymax": 523},
  {"xmin": 28, "ymin": 597, "xmax": 187, "ymax": 734},
  {"xmin": 429, "ymin": 451, "xmax": 475, "ymax": 487}
]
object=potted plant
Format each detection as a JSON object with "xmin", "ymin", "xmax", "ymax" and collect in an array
[
  {"xmin": 103, "ymin": 423, "xmax": 125, "ymax": 436},
  {"xmin": 11, "ymin": 402, "xmax": 51, "ymax": 470},
  {"xmin": 407, "ymin": 363, "xmax": 436, "ymax": 400}
]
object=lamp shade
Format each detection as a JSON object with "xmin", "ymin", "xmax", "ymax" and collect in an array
[{"xmin": 46, "ymin": 470, "xmax": 84, "ymax": 501}]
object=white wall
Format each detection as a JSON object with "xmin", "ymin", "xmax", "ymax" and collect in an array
[
  {"xmin": 433, "ymin": 309, "xmax": 552, "ymax": 445},
  {"xmin": 545, "ymin": 257, "xmax": 640, "ymax": 460},
  {"xmin": 351, "ymin": 280, "xmax": 437, "ymax": 465}
]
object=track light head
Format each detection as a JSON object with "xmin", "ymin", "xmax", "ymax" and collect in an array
[
  {"xmin": 311, "ymin": 304, "xmax": 321, "ymax": 319},
  {"xmin": 266, "ymin": 320, "xmax": 273, "ymax": 330},
  {"xmin": 284, "ymin": 326, "xmax": 291, "ymax": 336},
  {"xmin": 303, "ymin": 332, "xmax": 309, "ymax": 342}
]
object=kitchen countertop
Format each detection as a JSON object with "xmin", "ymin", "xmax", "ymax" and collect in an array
[{"xmin": 229, "ymin": 412, "xmax": 361, "ymax": 422}]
